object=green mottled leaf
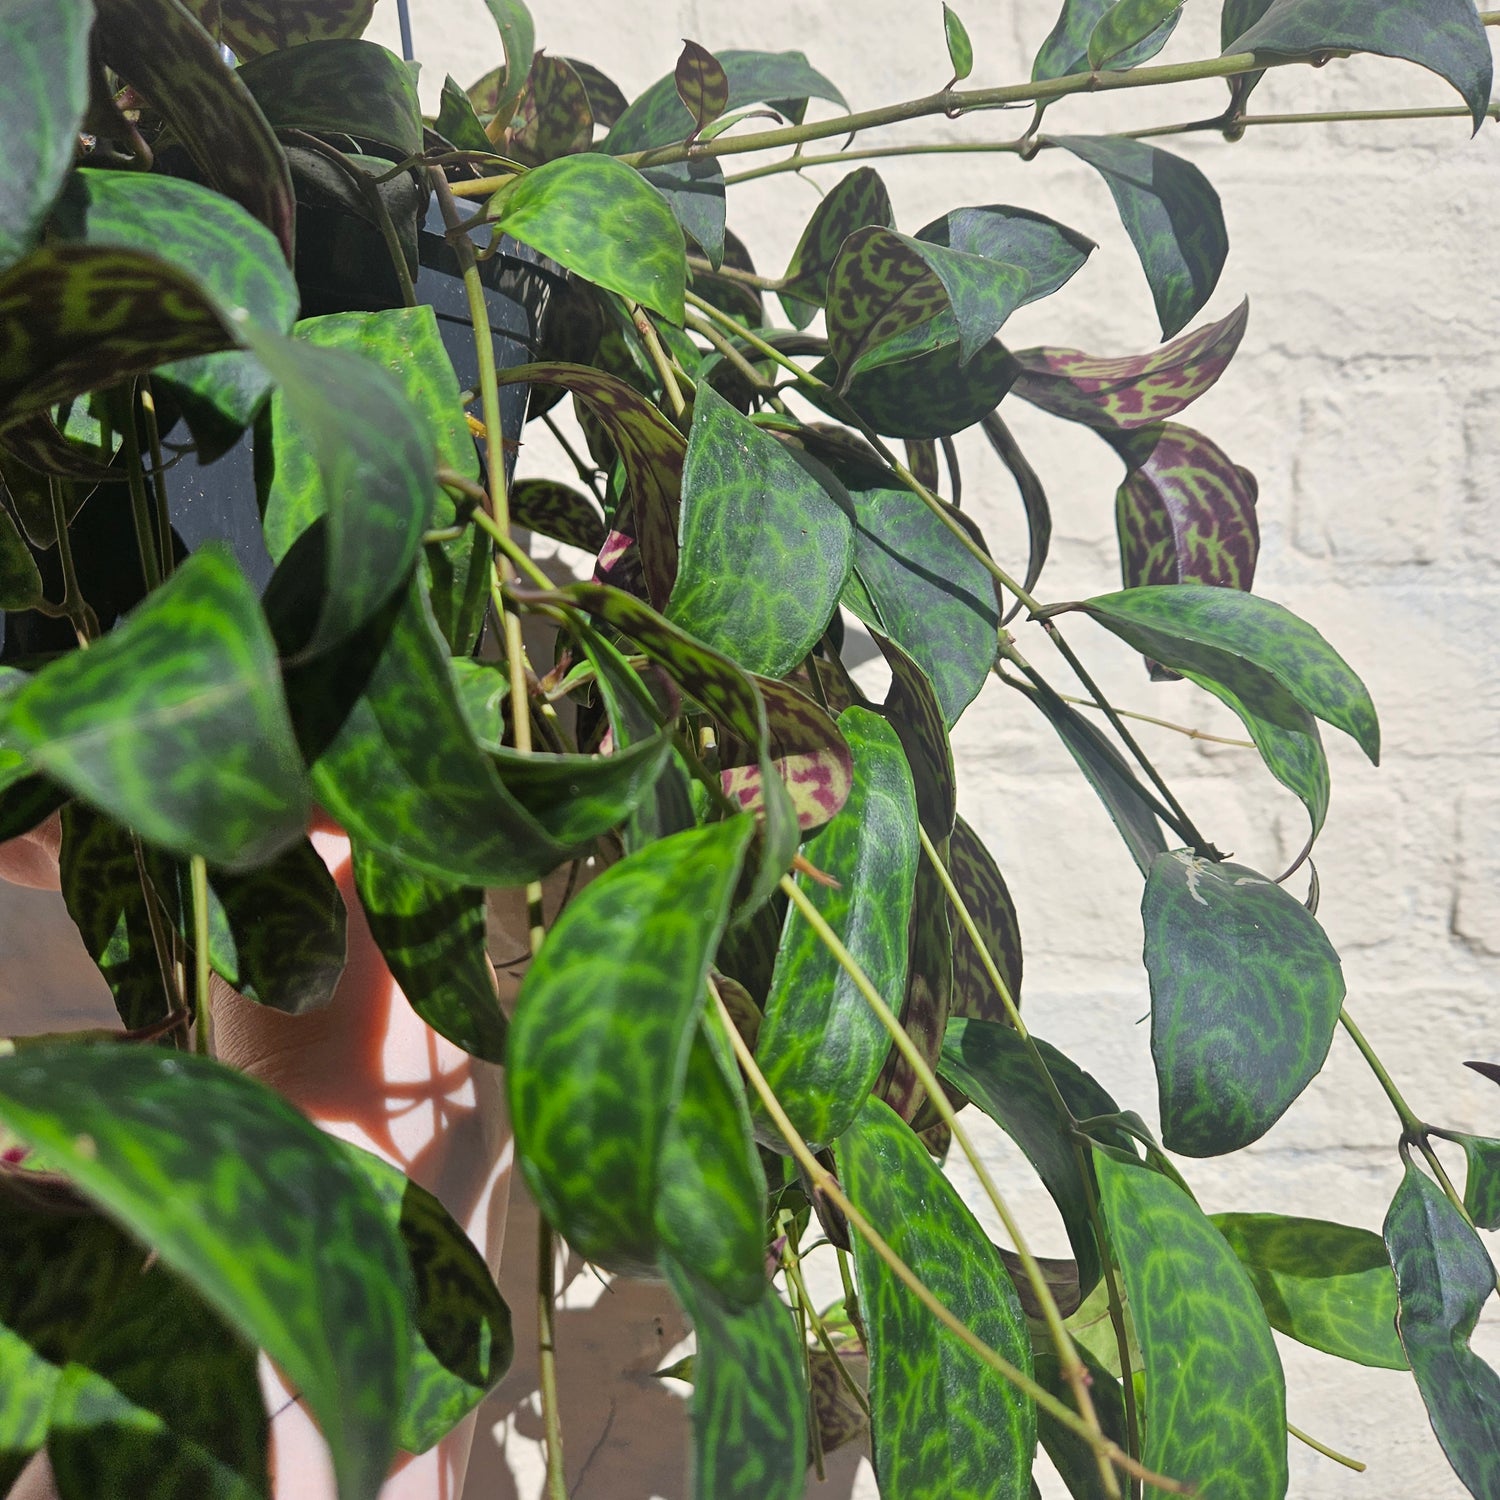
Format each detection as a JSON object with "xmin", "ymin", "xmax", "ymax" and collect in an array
[
  {"xmin": 495, "ymin": 361, "xmax": 684, "ymax": 609},
  {"xmin": 664, "ymin": 1258, "xmax": 806, "ymax": 1500},
  {"xmin": 1072, "ymin": 583, "xmax": 1380, "ymax": 762},
  {"xmin": 1050, "ymin": 135, "xmax": 1226, "ymax": 338},
  {"xmin": 1220, "ymin": 0, "xmax": 1272, "ymax": 108},
  {"xmin": 253, "ymin": 311, "xmax": 438, "ymax": 654},
  {"xmin": 237, "ymin": 38, "xmax": 421, "ymax": 158},
  {"xmin": 54, "ymin": 170, "xmax": 299, "ymax": 435},
  {"xmin": 351, "ymin": 845, "xmax": 506, "ymax": 1063},
  {"xmin": 947, "ymin": 816, "xmax": 1023, "ymax": 1022},
  {"xmin": 1212, "ymin": 1212, "xmax": 1406, "ymax": 1369},
  {"xmin": 0, "ymin": 1047, "xmax": 411, "ymax": 1500},
  {"xmin": 1227, "ymin": 0, "xmax": 1493, "ymax": 132},
  {"xmin": 47, "ymin": 1262, "xmax": 269, "ymax": 1500},
  {"xmin": 511, "ymin": 478, "xmax": 607, "ymax": 552},
  {"xmin": 1012, "ymin": 299, "xmax": 1248, "ymax": 430},
  {"xmin": 561, "ymin": 56, "xmax": 627, "ymax": 128},
  {"xmin": 1453, "ymin": 1134, "xmax": 1500, "ymax": 1230},
  {"xmin": 480, "ymin": 0, "xmax": 535, "ymax": 132},
  {"xmin": 918, "ymin": 204, "xmax": 1094, "ymax": 306},
  {"xmin": 835, "ymin": 470, "xmax": 999, "ymax": 726},
  {"xmin": 606, "ymin": 49, "xmax": 847, "ymax": 154},
  {"xmin": 94, "ymin": 0, "xmax": 295, "ymax": 257},
  {"xmin": 0, "ymin": 506, "xmax": 41, "ymax": 610},
  {"xmin": 757, "ymin": 708, "xmax": 918, "ymax": 1147},
  {"xmin": 780, "ymin": 167, "xmax": 894, "ymax": 326},
  {"xmin": 874, "ymin": 634, "xmax": 955, "ymax": 837},
  {"xmin": 180, "ymin": 0, "xmax": 375, "ymax": 62},
  {"xmin": 1097, "ymin": 1149, "xmax": 1288, "ymax": 1498},
  {"xmin": 1032, "ymin": 1344, "xmax": 1128, "ymax": 1500},
  {"xmin": 639, "ymin": 158, "xmax": 727, "ymax": 269},
  {"xmin": 656, "ymin": 1010, "xmax": 767, "ymax": 1309},
  {"xmin": 981, "ymin": 413, "xmax": 1050, "ymax": 625},
  {"xmin": 0, "ymin": 1200, "xmax": 144, "ymax": 1489},
  {"xmin": 941, "ymin": 1019, "xmax": 1132, "ymax": 1303},
  {"xmin": 943, "ymin": 4, "xmax": 975, "ymax": 78},
  {"xmin": 496, "ymin": 155, "xmax": 685, "ymax": 322},
  {"xmin": 677, "ymin": 39, "xmax": 730, "ymax": 133},
  {"xmin": 511, "ymin": 53, "xmax": 594, "ymax": 166},
  {"xmin": 823, "ymin": 337, "xmax": 1020, "ymax": 440},
  {"xmin": 509, "ymin": 820, "xmax": 754, "ymax": 1275},
  {"xmin": 1089, "ymin": 0, "xmax": 1185, "ymax": 68},
  {"xmin": 311, "ymin": 585, "xmax": 568, "ymax": 886},
  {"xmin": 437, "ymin": 73, "xmax": 492, "ymax": 152},
  {"xmin": 1385, "ymin": 1163, "xmax": 1500, "ymax": 1498},
  {"xmin": 669, "ymin": 385, "xmax": 852, "ymax": 677},
  {"xmin": 1145, "ymin": 850, "xmax": 1345, "ymax": 1155},
  {"xmin": 840, "ymin": 1095, "xmax": 1036, "ymax": 1498},
  {"xmin": 0, "ymin": 0, "xmax": 92, "ymax": 275},
  {"xmin": 0, "ymin": 246, "xmax": 235, "ymax": 429},
  {"xmin": 1033, "ymin": 0, "xmax": 1181, "ymax": 78},
  {"xmin": 2, "ymin": 549, "xmax": 306, "ymax": 868},
  {"xmin": 1114, "ymin": 424, "xmax": 1259, "ymax": 595},
  {"xmin": 1018, "ymin": 675, "xmax": 1166, "ymax": 874},
  {"xmin": 338, "ymin": 1145, "xmax": 512, "ymax": 1453}
]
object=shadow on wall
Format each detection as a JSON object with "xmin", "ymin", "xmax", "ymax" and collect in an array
[{"xmin": 465, "ymin": 1178, "xmax": 869, "ymax": 1500}]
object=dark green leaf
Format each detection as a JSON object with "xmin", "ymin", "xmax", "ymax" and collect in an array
[
  {"xmin": 820, "ymin": 338, "xmax": 1020, "ymax": 440},
  {"xmin": 237, "ymin": 38, "xmax": 421, "ymax": 158},
  {"xmin": 664, "ymin": 1258, "xmax": 807, "ymax": 1500},
  {"xmin": 351, "ymin": 844, "xmax": 507, "ymax": 1064},
  {"xmin": 1455, "ymin": 1134, "xmax": 1500, "ymax": 1231},
  {"xmin": 656, "ymin": 1010, "xmax": 768, "ymax": 1309},
  {"xmin": 1227, "ymin": 0, "xmax": 1493, "ymax": 133},
  {"xmin": 981, "ymin": 413, "xmax": 1050, "ymax": 626},
  {"xmin": 1113, "ymin": 423, "xmax": 1259, "ymax": 593},
  {"xmin": 437, "ymin": 73, "xmax": 493, "ymax": 152},
  {"xmin": 511, "ymin": 477, "xmax": 606, "ymax": 552},
  {"xmin": 1220, "ymin": 0, "xmax": 1272, "ymax": 108},
  {"xmin": 944, "ymin": 4, "xmax": 975, "ymax": 79},
  {"xmin": 1049, "ymin": 134, "xmax": 1225, "ymax": 338},
  {"xmin": 510, "ymin": 53, "xmax": 594, "ymax": 166},
  {"xmin": 311, "ymin": 585, "xmax": 569, "ymax": 886},
  {"xmin": 0, "ymin": 1047, "xmax": 411, "ymax": 1500},
  {"xmin": 836, "ymin": 471, "xmax": 999, "ymax": 726},
  {"xmin": 1033, "ymin": 0, "xmax": 1181, "ymax": 78},
  {"xmin": 1072, "ymin": 583, "xmax": 1380, "ymax": 762},
  {"xmin": 338, "ymin": 1145, "xmax": 512, "ymax": 1453},
  {"xmin": 756, "ymin": 708, "xmax": 918, "ymax": 1148},
  {"xmin": 941, "ymin": 1019, "xmax": 1132, "ymax": 1302},
  {"xmin": 639, "ymin": 158, "xmax": 727, "ymax": 269},
  {"xmin": 1032, "ymin": 1344, "xmax": 1128, "ymax": 1500},
  {"xmin": 1089, "ymin": 0, "xmax": 1185, "ymax": 68},
  {"xmin": 840, "ymin": 1095, "xmax": 1036, "ymax": 1498},
  {"xmin": 0, "ymin": 247, "xmax": 234, "ymax": 429},
  {"xmin": 54, "ymin": 169, "xmax": 298, "ymax": 434},
  {"xmin": 509, "ymin": 819, "xmax": 754, "ymax": 1275},
  {"xmin": 918, "ymin": 204, "xmax": 1094, "ymax": 307},
  {"xmin": 0, "ymin": 506, "xmax": 41, "ymax": 610},
  {"xmin": 1012, "ymin": 299, "xmax": 1249, "ymax": 430},
  {"xmin": 253, "ymin": 311, "xmax": 439, "ymax": 654},
  {"xmin": 1095, "ymin": 1149, "xmax": 1288, "ymax": 1499},
  {"xmin": 875, "ymin": 634, "xmax": 955, "ymax": 837},
  {"xmin": 480, "ymin": 0, "xmax": 535, "ymax": 132},
  {"xmin": 47, "ymin": 1262, "xmax": 269, "ymax": 1500},
  {"xmin": 0, "ymin": 1198, "xmax": 144, "ymax": 1489},
  {"xmin": 0, "ymin": 0, "xmax": 92, "ymax": 275},
  {"xmin": 1212, "ymin": 1212, "xmax": 1406, "ymax": 1369},
  {"xmin": 2, "ymin": 549, "xmax": 306, "ymax": 868},
  {"xmin": 496, "ymin": 155, "xmax": 685, "ymax": 323},
  {"xmin": 947, "ymin": 815, "xmax": 1023, "ymax": 1022},
  {"xmin": 1386, "ymin": 1163, "xmax": 1500, "ymax": 1498},
  {"xmin": 676, "ymin": 40, "xmax": 730, "ymax": 133},
  {"xmin": 179, "ymin": 0, "xmax": 376, "ymax": 61},
  {"xmin": 669, "ymin": 385, "xmax": 853, "ymax": 677},
  {"xmin": 1020, "ymin": 675, "xmax": 1166, "ymax": 874},
  {"xmin": 94, "ymin": 0, "xmax": 295, "ymax": 257},
  {"xmin": 605, "ymin": 49, "xmax": 848, "ymax": 154},
  {"xmin": 1145, "ymin": 849, "xmax": 1345, "ymax": 1155},
  {"xmin": 780, "ymin": 168, "xmax": 895, "ymax": 327}
]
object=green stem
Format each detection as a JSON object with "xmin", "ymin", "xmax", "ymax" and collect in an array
[
  {"xmin": 777, "ymin": 873, "xmax": 1120, "ymax": 1498},
  {"xmin": 190, "ymin": 855, "xmax": 212, "ymax": 1058},
  {"xmin": 713, "ymin": 988, "xmax": 1186, "ymax": 1496},
  {"xmin": 1289, "ymin": 1421, "xmax": 1365, "ymax": 1472},
  {"xmin": 1338, "ymin": 1008, "xmax": 1423, "ymax": 1136},
  {"xmin": 629, "ymin": 301, "xmax": 687, "ymax": 418},
  {"xmin": 684, "ymin": 310, "xmax": 792, "ymax": 415},
  {"xmin": 686, "ymin": 255, "xmax": 784, "ymax": 290},
  {"xmin": 835, "ymin": 1245, "xmax": 866, "ymax": 1350},
  {"xmin": 46, "ymin": 479, "xmax": 96, "ymax": 643},
  {"xmin": 536, "ymin": 1217, "xmax": 567, "ymax": 1500},
  {"xmin": 778, "ymin": 1218, "xmax": 825, "ymax": 1481},
  {"xmin": 139, "ymin": 380, "xmax": 174, "ymax": 583},
  {"xmin": 117, "ymin": 386, "xmax": 163, "ymax": 595}
]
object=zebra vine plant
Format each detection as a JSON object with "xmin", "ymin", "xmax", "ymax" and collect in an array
[{"xmin": 0, "ymin": 0, "xmax": 1497, "ymax": 1496}]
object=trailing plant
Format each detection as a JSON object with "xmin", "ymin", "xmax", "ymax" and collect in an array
[{"xmin": 0, "ymin": 1, "xmax": 1497, "ymax": 1498}]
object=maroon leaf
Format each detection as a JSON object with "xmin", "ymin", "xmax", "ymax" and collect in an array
[
  {"xmin": 510, "ymin": 478, "xmax": 607, "ymax": 553},
  {"xmin": 674, "ymin": 40, "xmax": 729, "ymax": 137},
  {"xmin": 877, "ymin": 634, "xmax": 955, "ymax": 839},
  {"xmin": 510, "ymin": 52, "xmax": 594, "ymax": 166},
  {"xmin": 947, "ymin": 815, "xmax": 1023, "ymax": 1024},
  {"xmin": 1465, "ymin": 1061, "xmax": 1500, "ymax": 1089},
  {"xmin": 177, "ymin": 0, "xmax": 375, "ymax": 60},
  {"xmin": 1010, "ymin": 298, "xmax": 1248, "ymax": 430}
]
